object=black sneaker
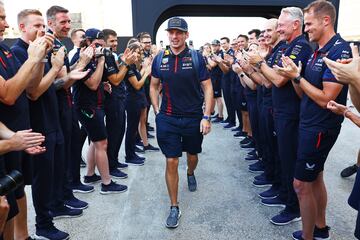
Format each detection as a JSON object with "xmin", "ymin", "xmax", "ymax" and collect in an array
[
  {"xmin": 270, "ymin": 210, "xmax": 301, "ymax": 226},
  {"xmin": 144, "ymin": 144, "xmax": 160, "ymax": 152},
  {"xmin": 116, "ymin": 161, "xmax": 128, "ymax": 169},
  {"xmin": 187, "ymin": 174, "xmax": 197, "ymax": 192},
  {"xmin": 147, "ymin": 125, "xmax": 155, "ymax": 132},
  {"xmin": 50, "ymin": 206, "xmax": 83, "ymax": 220},
  {"xmin": 147, "ymin": 133, "xmax": 155, "ymax": 139},
  {"xmin": 71, "ymin": 182, "xmax": 95, "ymax": 193},
  {"xmin": 110, "ymin": 168, "xmax": 128, "ymax": 179},
  {"xmin": 64, "ymin": 196, "xmax": 88, "ymax": 210},
  {"xmin": 340, "ymin": 164, "xmax": 358, "ymax": 178},
  {"xmin": 125, "ymin": 158, "xmax": 145, "ymax": 166},
  {"xmin": 212, "ymin": 117, "xmax": 223, "ymax": 123},
  {"xmin": 165, "ymin": 206, "xmax": 181, "ymax": 228},
  {"xmin": 253, "ymin": 178, "xmax": 272, "ymax": 188},
  {"xmin": 258, "ymin": 186, "xmax": 279, "ymax": 200},
  {"xmin": 220, "ymin": 118, "xmax": 229, "ymax": 124},
  {"xmin": 241, "ymin": 141, "xmax": 255, "ymax": 149},
  {"xmin": 100, "ymin": 180, "xmax": 128, "ymax": 194},
  {"xmin": 231, "ymin": 126, "xmax": 242, "ymax": 132},
  {"xmin": 223, "ymin": 123, "xmax": 236, "ymax": 129},
  {"xmin": 261, "ymin": 196, "xmax": 286, "ymax": 208},
  {"xmin": 248, "ymin": 161, "xmax": 265, "ymax": 173},
  {"xmin": 34, "ymin": 226, "xmax": 69, "ymax": 240},
  {"xmin": 135, "ymin": 145, "xmax": 145, "ymax": 153},
  {"xmin": 83, "ymin": 174, "xmax": 102, "ymax": 185},
  {"xmin": 292, "ymin": 225, "xmax": 330, "ymax": 240},
  {"xmin": 234, "ymin": 131, "xmax": 247, "ymax": 139}
]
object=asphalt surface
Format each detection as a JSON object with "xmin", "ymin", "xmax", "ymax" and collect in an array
[{"xmin": 25, "ymin": 113, "xmax": 359, "ymax": 240}]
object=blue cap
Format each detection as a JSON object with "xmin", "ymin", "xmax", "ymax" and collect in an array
[
  {"xmin": 85, "ymin": 28, "xmax": 104, "ymax": 40},
  {"xmin": 166, "ymin": 17, "xmax": 188, "ymax": 32}
]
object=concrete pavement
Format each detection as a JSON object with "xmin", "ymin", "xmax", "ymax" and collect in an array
[{"xmin": 25, "ymin": 116, "xmax": 359, "ymax": 239}]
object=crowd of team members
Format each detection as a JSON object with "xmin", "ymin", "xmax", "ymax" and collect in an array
[
  {"xmin": 198, "ymin": 1, "xmax": 359, "ymax": 239},
  {"xmin": 0, "ymin": 2, "xmax": 164, "ymax": 240},
  {"xmin": 0, "ymin": 0, "xmax": 359, "ymax": 239}
]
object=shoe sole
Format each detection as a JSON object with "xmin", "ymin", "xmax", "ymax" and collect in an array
[
  {"xmin": 165, "ymin": 210, "xmax": 182, "ymax": 228},
  {"xmin": 65, "ymin": 204, "xmax": 88, "ymax": 210},
  {"xmin": 144, "ymin": 149, "xmax": 160, "ymax": 152},
  {"xmin": 258, "ymin": 194, "xmax": 278, "ymax": 200},
  {"xmin": 261, "ymin": 202, "xmax": 286, "ymax": 208},
  {"xmin": 52, "ymin": 212, "xmax": 83, "ymax": 220},
  {"xmin": 125, "ymin": 162, "xmax": 145, "ymax": 166},
  {"xmin": 72, "ymin": 188, "xmax": 95, "ymax": 194},
  {"xmin": 83, "ymin": 180, "xmax": 102, "ymax": 185},
  {"xmin": 234, "ymin": 136, "xmax": 246, "ymax": 139},
  {"xmin": 270, "ymin": 216, "xmax": 301, "ymax": 226},
  {"xmin": 33, "ymin": 234, "xmax": 70, "ymax": 240},
  {"xmin": 291, "ymin": 234, "xmax": 330, "ymax": 240},
  {"xmin": 110, "ymin": 175, "xmax": 128, "ymax": 179},
  {"xmin": 253, "ymin": 183, "xmax": 273, "ymax": 188},
  {"xmin": 100, "ymin": 188, "xmax": 128, "ymax": 194}
]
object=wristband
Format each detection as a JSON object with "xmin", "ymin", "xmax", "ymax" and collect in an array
[
  {"xmin": 255, "ymin": 60, "xmax": 264, "ymax": 69},
  {"xmin": 293, "ymin": 75, "xmax": 302, "ymax": 84},
  {"xmin": 202, "ymin": 115, "xmax": 211, "ymax": 121}
]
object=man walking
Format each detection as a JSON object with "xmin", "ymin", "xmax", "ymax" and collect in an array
[{"xmin": 150, "ymin": 17, "xmax": 213, "ymax": 228}]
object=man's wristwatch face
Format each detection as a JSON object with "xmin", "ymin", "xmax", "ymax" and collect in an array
[{"xmin": 255, "ymin": 60, "xmax": 264, "ymax": 69}]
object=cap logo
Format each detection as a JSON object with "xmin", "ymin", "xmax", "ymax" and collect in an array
[{"xmin": 170, "ymin": 18, "xmax": 182, "ymax": 27}]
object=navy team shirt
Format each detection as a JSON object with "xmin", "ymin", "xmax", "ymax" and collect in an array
[
  {"xmin": 11, "ymin": 38, "xmax": 62, "ymax": 135},
  {"xmin": 103, "ymin": 54, "xmax": 126, "ymax": 99},
  {"xmin": 152, "ymin": 47, "xmax": 210, "ymax": 117},
  {"xmin": 73, "ymin": 57, "xmax": 104, "ymax": 109},
  {"xmin": 0, "ymin": 42, "xmax": 30, "ymax": 131},
  {"xmin": 209, "ymin": 50, "xmax": 223, "ymax": 82},
  {"xmin": 272, "ymin": 35, "xmax": 313, "ymax": 120},
  {"xmin": 300, "ymin": 34, "xmax": 351, "ymax": 131},
  {"xmin": 263, "ymin": 41, "xmax": 287, "ymax": 108}
]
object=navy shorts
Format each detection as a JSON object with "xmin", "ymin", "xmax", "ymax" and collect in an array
[
  {"xmin": 77, "ymin": 107, "xmax": 107, "ymax": 142},
  {"xmin": 156, "ymin": 113, "xmax": 203, "ymax": 158},
  {"xmin": 211, "ymin": 77, "xmax": 222, "ymax": 98},
  {"xmin": 295, "ymin": 128, "xmax": 339, "ymax": 182}
]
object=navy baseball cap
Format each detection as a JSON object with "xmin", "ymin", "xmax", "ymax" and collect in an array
[
  {"xmin": 165, "ymin": 17, "xmax": 188, "ymax": 32},
  {"xmin": 211, "ymin": 39, "xmax": 220, "ymax": 45},
  {"xmin": 85, "ymin": 28, "xmax": 104, "ymax": 40}
]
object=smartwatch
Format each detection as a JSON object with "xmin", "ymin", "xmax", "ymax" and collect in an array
[
  {"xmin": 255, "ymin": 60, "xmax": 264, "ymax": 69},
  {"xmin": 202, "ymin": 115, "xmax": 211, "ymax": 121},
  {"xmin": 293, "ymin": 75, "xmax": 302, "ymax": 84}
]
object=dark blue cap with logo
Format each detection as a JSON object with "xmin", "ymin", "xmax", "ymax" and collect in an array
[
  {"xmin": 85, "ymin": 28, "xmax": 104, "ymax": 40},
  {"xmin": 165, "ymin": 17, "xmax": 188, "ymax": 32}
]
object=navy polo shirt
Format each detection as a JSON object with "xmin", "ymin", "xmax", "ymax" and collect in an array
[
  {"xmin": 272, "ymin": 35, "xmax": 313, "ymax": 120},
  {"xmin": 209, "ymin": 50, "xmax": 223, "ymax": 81},
  {"xmin": 222, "ymin": 48, "xmax": 235, "ymax": 83},
  {"xmin": 124, "ymin": 64, "xmax": 144, "ymax": 102},
  {"xmin": 47, "ymin": 35, "xmax": 73, "ymax": 110},
  {"xmin": 103, "ymin": 54, "xmax": 126, "ymax": 99},
  {"xmin": 11, "ymin": 38, "xmax": 62, "ymax": 134},
  {"xmin": 300, "ymin": 34, "xmax": 351, "ymax": 131},
  {"xmin": 0, "ymin": 41, "xmax": 30, "ymax": 131},
  {"xmin": 263, "ymin": 41, "xmax": 288, "ymax": 107},
  {"xmin": 152, "ymin": 47, "xmax": 210, "ymax": 117},
  {"xmin": 73, "ymin": 57, "xmax": 104, "ymax": 109}
]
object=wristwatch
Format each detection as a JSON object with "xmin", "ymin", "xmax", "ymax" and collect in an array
[
  {"xmin": 119, "ymin": 60, "xmax": 130, "ymax": 68},
  {"xmin": 293, "ymin": 75, "xmax": 302, "ymax": 84},
  {"xmin": 255, "ymin": 60, "xmax": 264, "ymax": 69},
  {"xmin": 202, "ymin": 115, "xmax": 211, "ymax": 121},
  {"xmin": 239, "ymin": 73, "xmax": 245, "ymax": 78}
]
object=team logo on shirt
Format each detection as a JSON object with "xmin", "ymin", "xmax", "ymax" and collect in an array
[
  {"xmin": 164, "ymin": 50, "xmax": 170, "ymax": 56},
  {"xmin": 3, "ymin": 50, "xmax": 12, "ymax": 58},
  {"xmin": 162, "ymin": 57, "xmax": 169, "ymax": 64}
]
